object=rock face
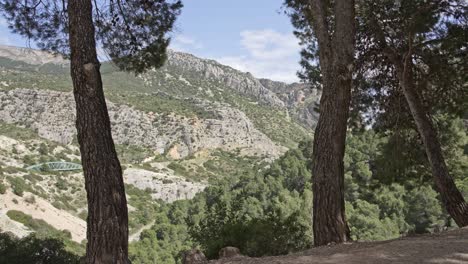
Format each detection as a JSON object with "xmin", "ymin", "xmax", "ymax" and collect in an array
[
  {"xmin": 123, "ymin": 168, "xmax": 206, "ymax": 202},
  {"xmin": 259, "ymin": 79, "xmax": 321, "ymax": 129},
  {"xmin": 218, "ymin": 247, "xmax": 242, "ymax": 259},
  {"xmin": 0, "ymin": 88, "xmax": 285, "ymax": 159},
  {"xmin": 0, "ymin": 45, "xmax": 321, "ymax": 130},
  {"xmin": 166, "ymin": 51, "xmax": 286, "ymax": 108},
  {"xmin": 182, "ymin": 249, "xmax": 208, "ymax": 264},
  {"xmin": 165, "ymin": 51, "xmax": 322, "ymax": 130}
]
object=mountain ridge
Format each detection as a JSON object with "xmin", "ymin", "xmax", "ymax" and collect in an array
[
  {"xmin": 0, "ymin": 45, "xmax": 319, "ymax": 130},
  {"xmin": 0, "ymin": 45, "xmax": 318, "ymax": 246}
]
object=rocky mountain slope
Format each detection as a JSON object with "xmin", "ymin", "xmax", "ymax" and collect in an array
[
  {"xmin": 0, "ymin": 45, "xmax": 319, "ymax": 244},
  {"xmin": 0, "ymin": 88, "xmax": 284, "ymax": 159}
]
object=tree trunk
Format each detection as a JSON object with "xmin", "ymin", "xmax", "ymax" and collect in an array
[
  {"xmin": 312, "ymin": 64, "xmax": 352, "ymax": 246},
  {"xmin": 309, "ymin": 0, "xmax": 355, "ymax": 247},
  {"xmin": 68, "ymin": 1, "xmax": 129, "ymax": 263},
  {"xmin": 398, "ymin": 62, "xmax": 468, "ymax": 227}
]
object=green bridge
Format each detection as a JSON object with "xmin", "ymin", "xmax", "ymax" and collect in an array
[{"xmin": 26, "ymin": 162, "xmax": 83, "ymax": 172}]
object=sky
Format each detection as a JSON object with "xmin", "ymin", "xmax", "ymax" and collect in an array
[{"xmin": 0, "ymin": 0, "xmax": 302, "ymax": 83}]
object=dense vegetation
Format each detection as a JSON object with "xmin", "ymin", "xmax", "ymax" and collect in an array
[
  {"xmin": 125, "ymin": 115, "xmax": 467, "ymax": 263},
  {"xmin": 0, "ymin": 233, "xmax": 81, "ymax": 264},
  {"xmin": 0, "ymin": 114, "xmax": 465, "ymax": 264}
]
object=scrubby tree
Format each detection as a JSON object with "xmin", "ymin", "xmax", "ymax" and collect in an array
[
  {"xmin": 284, "ymin": 0, "xmax": 356, "ymax": 246},
  {"xmin": 0, "ymin": 0, "xmax": 182, "ymax": 262}
]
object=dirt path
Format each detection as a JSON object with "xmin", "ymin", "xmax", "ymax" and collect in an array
[{"xmin": 212, "ymin": 227, "xmax": 468, "ymax": 264}]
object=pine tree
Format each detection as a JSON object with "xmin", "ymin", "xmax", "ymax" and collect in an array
[
  {"xmin": 0, "ymin": 1, "xmax": 182, "ymax": 262},
  {"xmin": 284, "ymin": 0, "xmax": 356, "ymax": 246},
  {"xmin": 355, "ymin": 0, "xmax": 468, "ymax": 227}
]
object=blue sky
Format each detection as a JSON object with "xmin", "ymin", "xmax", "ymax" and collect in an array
[{"xmin": 0, "ymin": 0, "xmax": 302, "ymax": 83}]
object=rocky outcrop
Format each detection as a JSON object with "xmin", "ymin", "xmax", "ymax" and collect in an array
[
  {"xmin": 259, "ymin": 79, "xmax": 321, "ymax": 129},
  {"xmin": 166, "ymin": 51, "xmax": 285, "ymax": 108},
  {"xmin": 123, "ymin": 168, "xmax": 206, "ymax": 202},
  {"xmin": 218, "ymin": 247, "xmax": 242, "ymax": 259},
  {"xmin": 0, "ymin": 88, "xmax": 285, "ymax": 159},
  {"xmin": 182, "ymin": 249, "xmax": 208, "ymax": 264},
  {"xmin": 0, "ymin": 45, "xmax": 320, "ymax": 129}
]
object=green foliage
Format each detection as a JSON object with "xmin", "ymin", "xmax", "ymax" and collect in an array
[
  {"xmin": 167, "ymin": 162, "xmax": 188, "ymax": 177},
  {"xmin": 38, "ymin": 143, "xmax": 48, "ymax": 155},
  {"xmin": 7, "ymin": 211, "xmax": 62, "ymax": 238},
  {"xmin": 404, "ymin": 186, "xmax": 446, "ymax": 233},
  {"xmin": 23, "ymin": 174, "xmax": 43, "ymax": 184},
  {"xmin": 354, "ymin": 0, "xmax": 468, "ymax": 127},
  {"xmin": 347, "ymin": 200, "xmax": 400, "ymax": 241},
  {"xmin": 6, "ymin": 210, "xmax": 84, "ymax": 255},
  {"xmin": 374, "ymin": 115, "xmax": 468, "ymax": 188},
  {"xmin": 7, "ymin": 176, "xmax": 28, "ymax": 196},
  {"xmin": 188, "ymin": 146, "xmax": 313, "ymax": 259},
  {"xmin": 129, "ymin": 200, "xmax": 193, "ymax": 264},
  {"xmin": 127, "ymin": 128, "xmax": 468, "ymax": 262},
  {"xmin": 1, "ymin": 0, "xmax": 183, "ymax": 74},
  {"xmin": 0, "ymin": 233, "xmax": 81, "ymax": 264},
  {"xmin": 0, "ymin": 181, "xmax": 6, "ymax": 194},
  {"xmin": 0, "ymin": 122, "xmax": 39, "ymax": 141},
  {"xmin": 125, "ymin": 184, "xmax": 159, "ymax": 230},
  {"xmin": 372, "ymin": 184, "xmax": 409, "ymax": 232},
  {"xmin": 55, "ymin": 177, "xmax": 68, "ymax": 191},
  {"xmin": 116, "ymin": 144, "xmax": 158, "ymax": 164}
]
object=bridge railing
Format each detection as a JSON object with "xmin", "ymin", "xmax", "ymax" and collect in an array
[{"xmin": 26, "ymin": 162, "xmax": 82, "ymax": 172}]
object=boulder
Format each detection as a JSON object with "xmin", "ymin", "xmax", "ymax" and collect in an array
[
  {"xmin": 182, "ymin": 249, "xmax": 208, "ymax": 264},
  {"xmin": 218, "ymin": 247, "xmax": 241, "ymax": 259}
]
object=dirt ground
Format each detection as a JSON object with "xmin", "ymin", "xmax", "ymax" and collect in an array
[{"xmin": 211, "ymin": 227, "xmax": 468, "ymax": 264}]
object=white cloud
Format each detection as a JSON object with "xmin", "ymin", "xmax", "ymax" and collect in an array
[
  {"xmin": 170, "ymin": 34, "xmax": 203, "ymax": 52},
  {"xmin": 240, "ymin": 29, "xmax": 299, "ymax": 60},
  {"xmin": 217, "ymin": 29, "xmax": 301, "ymax": 83}
]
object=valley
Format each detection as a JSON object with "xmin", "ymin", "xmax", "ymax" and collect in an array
[{"xmin": 0, "ymin": 45, "xmax": 317, "ymax": 251}]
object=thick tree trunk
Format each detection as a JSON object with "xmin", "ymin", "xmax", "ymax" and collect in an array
[
  {"xmin": 309, "ymin": 0, "xmax": 355, "ymax": 247},
  {"xmin": 68, "ymin": 1, "xmax": 129, "ymax": 263},
  {"xmin": 398, "ymin": 63, "xmax": 468, "ymax": 227},
  {"xmin": 312, "ymin": 64, "xmax": 352, "ymax": 246}
]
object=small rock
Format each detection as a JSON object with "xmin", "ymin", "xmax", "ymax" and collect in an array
[
  {"xmin": 182, "ymin": 249, "xmax": 208, "ymax": 264},
  {"xmin": 218, "ymin": 247, "xmax": 241, "ymax": 259}
]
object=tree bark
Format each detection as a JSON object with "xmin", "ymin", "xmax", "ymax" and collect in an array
[
  {"xmin": 397, "ymin": 60, "xmax": 468, "ymax": 227},
  {"xmin": 68, "ymin": 1, "xmax": 129, "ymax": 263},
  {"xmin": 308, "ymin": 0, "xmax": 355, "ymax": 246},
  {"xmin": 312, "ymin": 63, "xmax": 352, "ymax": 246}
]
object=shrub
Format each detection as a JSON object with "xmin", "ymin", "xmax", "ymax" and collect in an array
[
  {"xmin": 8, "ymin": 177, "xmax": 27, "ymax": 197},
  {"xmin": 347, "ymin": 200, "xmax": 400, "ymax": 241},
  {"xmin": 0, "ymin": 181, "xmax": 6, "ymax": 194},
  {"xmin": 55, "ymin": 176, "xmax": 68, "ymax": 191},
  {"xmin": 0, "ymin": 233, "xmax": 81, "ymax": 264},
  {"xmin": 78, "ymin": 211, "xmax": 88, "ymax": 221},
  {"xmin": 162, "ymin": 179, "xmax": 174, "ymax": 184},
  {"xmin": 167, "ymin": 162, "xmax": 188, "ymax": 177}
]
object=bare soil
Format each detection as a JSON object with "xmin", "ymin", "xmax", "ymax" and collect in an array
[{"xmin": 212, "ymin": 227, "xmax": 468, "ymax": 264}]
